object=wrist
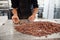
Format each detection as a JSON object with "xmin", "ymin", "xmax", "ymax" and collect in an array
[
  {"xmin": 12, "ymin": 8, "xmax": 18, "ymax": 16},
  {"xmin": 32, "ymin": 13, "xmax": 36, "ymax": 17},
  {"xmin": 13, "ymin": 14, "xmax": 17, "ymax": 16}
]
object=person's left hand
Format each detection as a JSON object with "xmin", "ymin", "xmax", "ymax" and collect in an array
[{"xmin": 28, "ymin": 15, "xmax": 36, "ymax": 21}]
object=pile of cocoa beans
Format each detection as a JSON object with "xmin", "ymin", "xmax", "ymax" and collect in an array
[{"xmin": 14, "ymin": 21, "xmax": 60, "ymax": 37}]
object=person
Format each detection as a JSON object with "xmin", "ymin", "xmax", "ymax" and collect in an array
[{"xmin": 11, "ymin": 0, "xmax": 38, "ymax": 23}]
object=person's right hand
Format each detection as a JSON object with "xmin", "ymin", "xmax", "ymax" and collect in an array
[{"xmin": 12, "ymin": 15, "xmax": 20, "ymax": 24}]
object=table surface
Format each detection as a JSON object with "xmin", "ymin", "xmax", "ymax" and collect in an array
[
  {"xmin": 0, "ymin": 20, "xmax": 60, "ymax": 40},
  {"xmin": 0, "ymin": 16, "xmax": 8, "ymax": 26}
]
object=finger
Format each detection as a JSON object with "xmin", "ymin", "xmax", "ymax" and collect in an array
[
  {"xmin": 12, "ymin": 19, "xmax": 16, "ymax": 23},
  {"xmin": 30, "ymin": 18, "xmax": 34, "ymax": 21},
  {"xmin": 12, "ymin": 16, "xmax": 18, "ymax": 23},
  {"xmin": 28, "ymin": 17, "xmax": 31, "ymax": 21},
  {"xmin": 28, "ymin": 18, "xmax": 33, "ymax": 22},
  {"xmin": 12, "ymin": 18, "xmax": 19, "ymax": 23},
  {"xmin": 16, "ymin": 17, "xmax": 20, "ymax": 23}
]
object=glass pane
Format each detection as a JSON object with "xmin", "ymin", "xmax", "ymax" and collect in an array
[
  {"xmin": 54, "ymin": 0, "xmax": 60, "ymax": 19},
  {"xmin": 0, "ymin": 0, "xmax": 9, "ymax": 16},
  {"xmin": 38, "ymin": 0, "xmax": 44, "ymax": 18}
]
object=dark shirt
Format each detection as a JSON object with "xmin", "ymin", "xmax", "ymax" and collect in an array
[{"xmin": 11, "ymin": 0, "xmax": 38, "ymax": 19}]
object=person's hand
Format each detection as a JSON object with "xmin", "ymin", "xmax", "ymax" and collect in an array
[
  {"xmin": 28, "ymin": 15, "xmax": 36, "ymax": 21},
  {"xmin": 12, "ymin": 15, "xmax": 20, "ymax": 24}
]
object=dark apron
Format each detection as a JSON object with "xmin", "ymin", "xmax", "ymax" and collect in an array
[{"xmin": 17, "ymin": 0, "xmax": 32, "ymax": 19}]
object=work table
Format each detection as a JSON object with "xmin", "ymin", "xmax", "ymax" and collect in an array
[{"xmin": 0, "ymin": 16, "xmax": 60, "ymax": 40}]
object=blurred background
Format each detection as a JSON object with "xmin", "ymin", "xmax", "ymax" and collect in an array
[{"xmin": 0, "ymin": 0, "xmax": 60, "ymax": 19}]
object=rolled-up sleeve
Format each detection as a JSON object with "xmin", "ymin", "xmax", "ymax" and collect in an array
[
  {"xmin": 32, "ymin": 0, "xmax": 38, "ymax": 8},
  {"xmin": 11, "ymin": 0, "xmax": 19, "ymax": 8}
]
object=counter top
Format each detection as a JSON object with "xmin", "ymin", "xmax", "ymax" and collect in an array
[
  {"xmin": 0, "ymin": 20, "xmax": 60, "ymax": 40},
  {"xmin": 0, "ymin": 16, "xmax": 8, "ymax": 26}
]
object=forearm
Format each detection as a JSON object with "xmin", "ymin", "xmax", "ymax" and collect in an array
[
  {"xmin": 12, "ymin": 8, "xmax": 18, "ymax": 15},
  {"xmin": 32, "ymin": 8, "xmax": 38, "ymax": 16}
]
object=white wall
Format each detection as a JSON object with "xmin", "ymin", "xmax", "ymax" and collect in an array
[
  {"xmin": 55, "ymin": 0, "xmax": 60, "ymax": 8},
  {"xmin": 43, "ymin": 0, "xmax": 55, "ymax": 19},
  {"xmin": 38, "ymin": 0, "xmax": 44, "ymax": 7},
  {"xmin": 43, "ymin": 0, "xmax": 50, "ymax": 19},
  {"xmin": 8, "ymin": 0, "xmax": 11, "ymax": 8}
]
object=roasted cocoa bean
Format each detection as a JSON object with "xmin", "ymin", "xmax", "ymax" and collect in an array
[{"xmin": 14, "ymin": 21, "xmax": 60, "ymax": 37}]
